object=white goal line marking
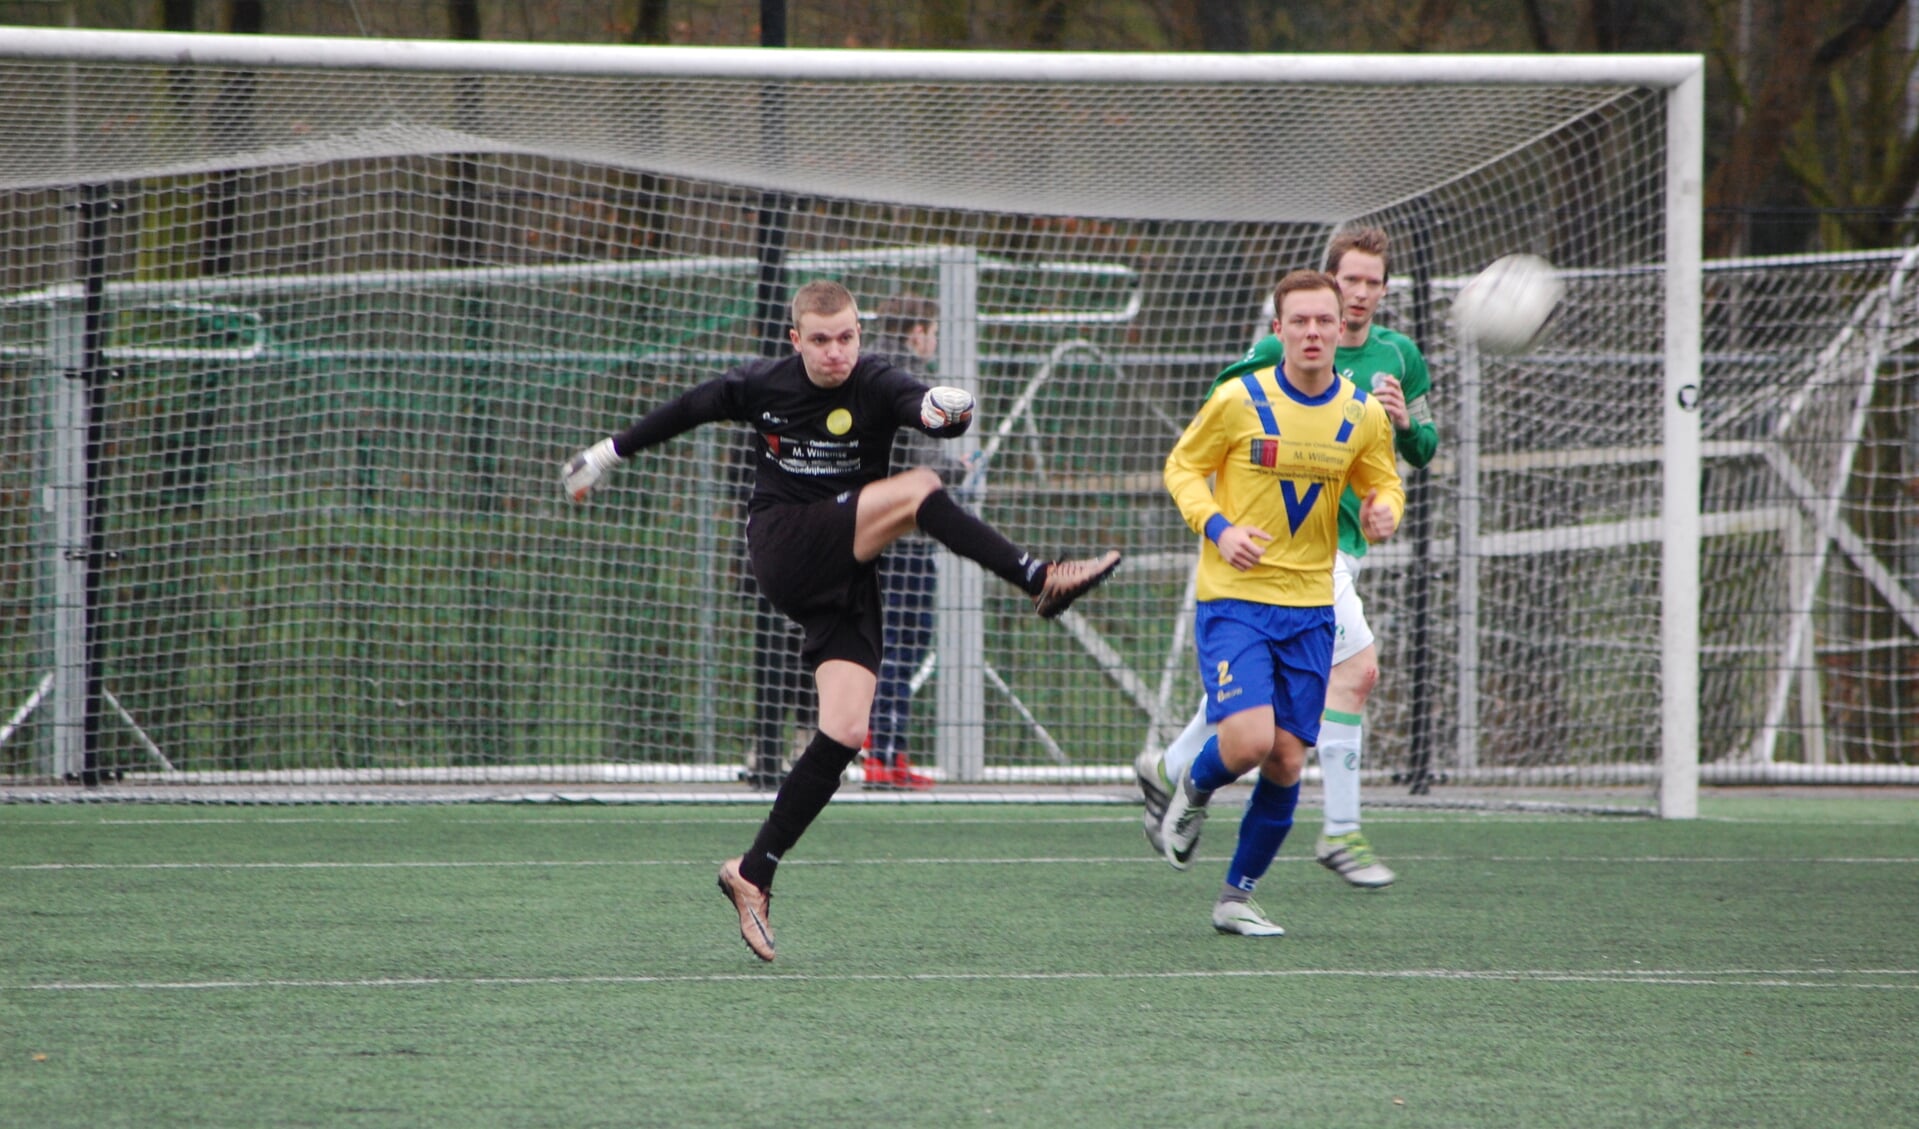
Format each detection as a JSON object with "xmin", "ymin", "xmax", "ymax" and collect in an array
[
  {"xmin": 89, "ymin": 817, "xmax": 408, "ymax": 826},
  {"xmin": 9, "ymin": 968, "xmax": 1916, "ymax": 995},
  {"xmin": 12, "ymin": 812, "xmax": 1911, "ymax": 829},
  {"xmin": 10, "ymin": 854, "xmax": 1919, "ymax": 872}
]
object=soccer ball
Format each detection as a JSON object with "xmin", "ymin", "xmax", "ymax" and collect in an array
[{"xmin": 1451, "ymin": 253, "xmax": 1563, "ymax": 355}]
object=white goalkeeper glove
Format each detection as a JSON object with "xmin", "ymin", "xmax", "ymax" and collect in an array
[
  {"xmin": 920, "ymin": 386, "xmax": 975, "ymax": 430},
  {"xmin": 562, "ymin": 437, "xmax": 623, "ymax": 502}
]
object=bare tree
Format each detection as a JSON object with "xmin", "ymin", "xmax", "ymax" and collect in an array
[
  {"xmin": 920, "ymin": 0, "xmax": 970, "ymax": 47},
  {"xmin": 626, "ymin": 0, "xmax": 669, "ymax": 43},
  {"xmin": 226, "ymin": 0, "xmax": 260, "ymax": 33},
  {"xmin": 1705, "ymin": 0, "xmax": 1911, "ymax": 254},
  {"xmin": 1406, "ymin": 0, "xmax": 1465, "ymax": 51},
  {"xmin": 1782, "ymin": 0, "xmax": 1918, "ymax": 248},
  {"xmin": 1195, "ymin": 1, "xmax": 1249, "ymax": 49},
  {"xmin": 1519, "ymin": 0, "xmax": 1555, "ymax": 48},
  {"xmin": 450, "ymin": 0, "xmax": 479, "ymax": 40},
  {"xmin": 1029, "ymin": 0, "xmax": 1069, "ymax": 49}
]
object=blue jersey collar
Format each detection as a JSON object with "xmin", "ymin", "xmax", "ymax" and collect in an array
[{"xmin": 1274, "ymin": 363, "xmax": 1341, "ymax": 407}]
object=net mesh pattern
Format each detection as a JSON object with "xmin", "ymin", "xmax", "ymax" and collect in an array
[
  {"xmin": 0, "ymin": 61, "xmax": 1644, "ymax": 222},
  {"xmin": 1, "ymin": 42, "xmax": 1906, "ymax": 795}
]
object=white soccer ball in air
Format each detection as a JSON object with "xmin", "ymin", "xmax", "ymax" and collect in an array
[{"xmin": 1451, "ymin": 253, "xmax": 1563, "ymax": 355}]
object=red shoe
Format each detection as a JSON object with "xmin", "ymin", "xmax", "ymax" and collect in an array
[
  {"xmin": 890, "ymin": 754, "xmax": 936, "ymax": 791},
  {"xmin": 862, "ymin": 753, "xmax": 935, "ymax": 791},
  {"xmin": 863, "ymin": 754, "xmax": 898, "ymax": 790}
]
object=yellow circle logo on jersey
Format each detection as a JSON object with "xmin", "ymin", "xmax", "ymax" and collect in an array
[
  {"xmin": 827, "ymin": 408, "xmax": 853, "ymax": 435},
  {"xmin": 1343, "ymin": 401, "xmax": 1366, "ymax": 424}
]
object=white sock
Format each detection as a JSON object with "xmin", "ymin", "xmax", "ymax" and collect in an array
[
  {"xmin": 1318, "ymin": 712, "xmax": 1363, "ymax": 838},
  {"xmin": 1160, "ymin": 697, "xmax": 1215, "ymax": 786}
]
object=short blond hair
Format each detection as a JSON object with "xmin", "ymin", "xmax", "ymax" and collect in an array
[{"xmin": 791, "ymin": 279, "xmax": 857, "ymax": 329}]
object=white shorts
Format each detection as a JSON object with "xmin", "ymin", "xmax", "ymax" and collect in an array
[{"xmin": 1332, "ymin": 551, "xmax": 1374, "ymax": 667}]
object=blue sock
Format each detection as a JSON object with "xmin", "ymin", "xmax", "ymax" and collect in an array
[
  {"xmin": 1187, "ymin": 735, "xmax": 1238, "ymax": 794},
  {"xmin": 1225, "ymin": 777, "xmax": 1300, "ymax": 894}
]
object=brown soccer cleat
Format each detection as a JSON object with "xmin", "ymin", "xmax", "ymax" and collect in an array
[
  {"xmin": 717, "ymin": 856, "xmax": 775, "ymax": 962},
  {"xmin": 1032, "ymin": 550, "xmax": 1122, "ymax": 619}
]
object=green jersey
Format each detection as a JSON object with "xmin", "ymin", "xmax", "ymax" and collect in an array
[{"xmin": 1212, "ymin": 325, "xmax": 1438, "ymax": 557}]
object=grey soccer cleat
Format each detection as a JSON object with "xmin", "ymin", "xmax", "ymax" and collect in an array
[
  {"xmin": 1211, "ymin": 897, "xmax": 1286, "ymax": 937},
  {"xmin": 1157, "ymin": 773, "xmax": 1214, "ymax": 871},
  {"xmin": 1316, "ymin": 831, "xmax": 1396, "ymax": 889},
  {"xmin": 1033, "ymin": 550, "xmax": 1122, "ymax": 619},
  {"xmin": 1135, "ymin": 747, "xmax": 1171, "ymax": 856}
]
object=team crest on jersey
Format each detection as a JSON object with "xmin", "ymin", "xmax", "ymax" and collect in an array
[
  {"xmin": 1333, "ymin": 398, "xmax": 1365, "ymax": 444},
  {"xmin": 826, "ymin": 408, "xmax": 853, "ymax": 435},
  {"xmin": 1249, "ymin": 439, "xmax": 1280, "ymax": 467}
]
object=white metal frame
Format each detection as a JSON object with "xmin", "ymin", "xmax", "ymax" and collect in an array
[{"xmin": 0, "ymin": 29, "xmax": 1710, "ymax": 808}]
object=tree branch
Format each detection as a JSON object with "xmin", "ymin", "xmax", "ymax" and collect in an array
[
  {"xmin": 1703, "ymin": 1, "xmax": 1824, "ymax": 256},
  {"xmin": 1520, "ymin": 0, "xmax": 1555, "ymax": 51},
  {"xmin": 1407, "ymin": 0, "xmax": 1461, "ymax": 51},
  {"xmin": 1814, "ymin": 0, "xmax": 1907, "ymax": 67}
]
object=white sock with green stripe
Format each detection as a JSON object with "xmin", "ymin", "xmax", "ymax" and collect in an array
[
  {"xmin": 1318, "ymin": 709, "xmax": 1364, "ymax": 838},
  {"xmin": 1160, "ymin": 700, "xmax": 1215, "ymax": 791}
]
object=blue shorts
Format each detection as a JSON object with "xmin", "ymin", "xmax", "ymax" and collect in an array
[{"xmin": 1195, "ymin": 599, "xmax": 1336, "ymax": 747}]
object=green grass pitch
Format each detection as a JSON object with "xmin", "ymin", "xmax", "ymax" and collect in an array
[{"xmin": 3, "ymin": 794, "xmax": 1916, "ymax": 1128}]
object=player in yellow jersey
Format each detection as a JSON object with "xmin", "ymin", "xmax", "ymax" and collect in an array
[
  {"xmin": 1158, "ymin": 270, "xmax": 1404, "ymax": 936},
  {"xmin": 1144, "ymin": 226, "xmax": 1437, "ymax": 887}
]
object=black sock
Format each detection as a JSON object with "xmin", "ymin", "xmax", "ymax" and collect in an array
[
  {"xmin": 915, "ymin": 488, "xmax": 1047, "ymax": 596},
  {"xmin": 739, "ymin": 731, "xmax": 859, "ymax": 890}
]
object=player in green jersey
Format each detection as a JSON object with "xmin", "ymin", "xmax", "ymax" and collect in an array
[{"xmin": 1140, "ymin": 227, "xmax": 1439, "ymax": 887}]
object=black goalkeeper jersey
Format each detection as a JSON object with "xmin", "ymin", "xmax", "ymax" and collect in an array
[{"xmin": 610, "ymin": 353, "xmax": 969, "ymax": 512}]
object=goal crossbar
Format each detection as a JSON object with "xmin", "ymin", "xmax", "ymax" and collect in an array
[{"xmin": 0, "ymin": 26, "xmax": 1704, "ymax": 87}]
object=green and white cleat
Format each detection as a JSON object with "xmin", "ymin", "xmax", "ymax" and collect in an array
[
  {"xmin": 1157, "ymin": 775, "xmax": 1213, "ymax": 871},
  {"xmin": 1135, "ymin": 747, "xmax": 1171, "ymax": 857},
  {"xmin": 1316, "ymin": 830, "xmax": 1396, "ymax": 888},
  {"xmin": 1211, "ymin": 897, "xmax": 1286, "ymax": 937}
]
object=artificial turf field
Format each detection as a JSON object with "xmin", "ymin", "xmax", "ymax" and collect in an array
[{"xmin": 4, "ymin": 792, "xmax": 1916, "ymax": 1128}]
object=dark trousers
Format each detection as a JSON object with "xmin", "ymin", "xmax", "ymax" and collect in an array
[{"xmin": 871, "ymin": 546, "xmax": 937, "ymax": 761}]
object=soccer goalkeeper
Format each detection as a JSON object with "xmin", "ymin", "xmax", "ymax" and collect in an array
[{"xmin": 563, "ymin": 279, "xmax": 1121, "ymax": 962}]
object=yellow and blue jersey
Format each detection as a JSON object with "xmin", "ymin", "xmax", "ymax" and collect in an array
[
  {"xmin": 1164, "ymin": 364, "xmax": 1404, "ymax": 607},
  {"xmin": 1215, "ymin": 329, "xmax": 1437, "ymax": 559}
]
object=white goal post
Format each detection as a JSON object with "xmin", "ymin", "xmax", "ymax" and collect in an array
[{"xmin": 0, "ymin": 30, "xmax": 1726, "ymax": 811}]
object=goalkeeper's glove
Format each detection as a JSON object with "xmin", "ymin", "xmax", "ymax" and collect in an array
[
  {"xmin": 562, "ymin": 437, "xmax": 623, "ymax": 502},
  {"xmin": 920, "ymin": 386, "xmax": 975, "ymax": 430}
]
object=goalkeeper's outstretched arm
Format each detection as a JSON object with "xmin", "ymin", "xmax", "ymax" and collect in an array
[{"xmin": 561, "ymin": 381, "xmax": 729, "ymax": 501}]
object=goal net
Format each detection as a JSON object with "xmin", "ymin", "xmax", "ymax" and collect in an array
[
  {"xmin": 0, "ymin": 31, "xmax": 1738, "ymax": 807},
  {"xmin": 1693, "ymin": 250, "xmax": 1919, "ymax": 780}
]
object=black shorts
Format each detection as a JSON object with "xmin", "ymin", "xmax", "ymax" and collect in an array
[{"xmin": 746, "ymin": 490, "xmax": 883, "ymax": 674}]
